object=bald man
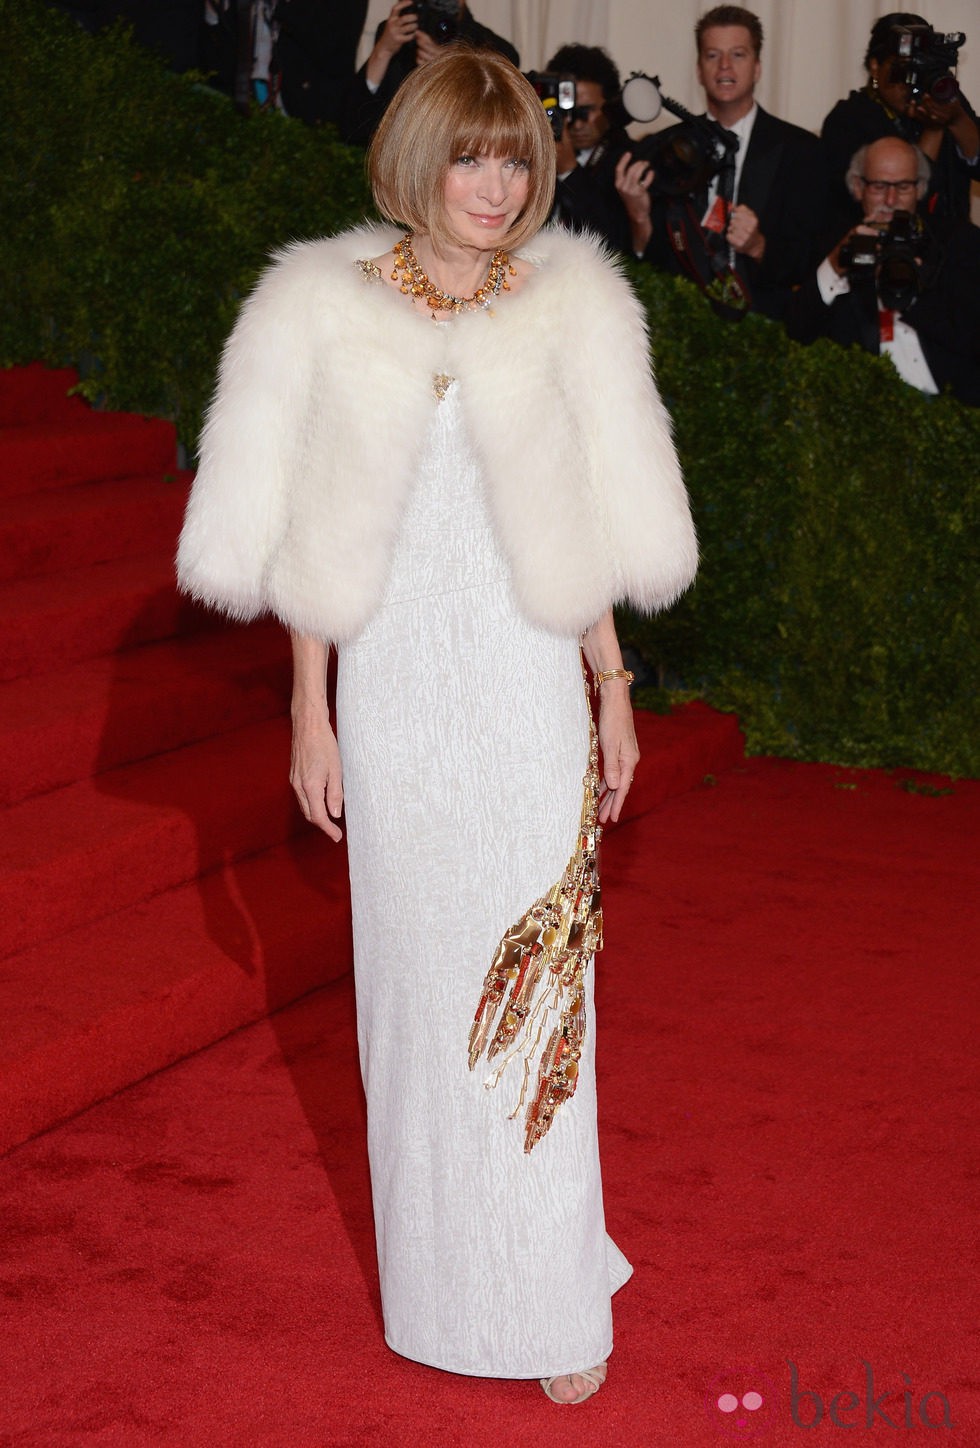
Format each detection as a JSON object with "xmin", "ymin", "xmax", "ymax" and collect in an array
[{"xmin": 786, "ymin": 136, "xmax": 980, "ymax": 405}]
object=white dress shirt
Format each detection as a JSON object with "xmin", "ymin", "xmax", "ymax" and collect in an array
[{"xmin": 816, "ymin": 258, "xmax": 939, "ymax": 395}]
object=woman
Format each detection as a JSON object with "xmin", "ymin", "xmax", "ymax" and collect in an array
[
  {"xmin": 820, "ymin": 12, "xmax": 979, "ymax": 234},
  {"xmin": 177, "ymin": 48, "xmax": 696, "ymax": 1405}
]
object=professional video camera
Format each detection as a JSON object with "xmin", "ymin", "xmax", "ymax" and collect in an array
[
  {"xmin": 885, "ymin": 23, "xmax": 966, "ymax": 105},
  {"xmin": 838, "ymin": 209, "xmax": 925, "ymax": 311},
  {"xmin": 619, "ymin": 72, "xmax": 738, "ymax": 197},
  {"xmin": 525, "ymin": 72, "xmax": 576, "ymax": 140},
  {"xmin": 410, "ymin": 0, "xmax": 460, "ymax": 45}
]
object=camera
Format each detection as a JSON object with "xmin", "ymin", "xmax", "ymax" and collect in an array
[
  {"xmin": 838, "ymin": 209, "xmax": 925, "ymax": 311},
  {"xmin": 885, "ymin": 23, "xmax": 966, "ymax": 105},
  {"xmin": 525, "ymin": 72, "xmax": 576, "ymax": 140},
  {"xmin": 620, "ymin": 72, "xmax": 738, "ymax": 197},
  {"xmin": 409, "ymin": 0, "xmax": 460, "ymax": 45},
  {"xmin": 631, "ymin": 125, "xmax": 729, "ymax": 198}
]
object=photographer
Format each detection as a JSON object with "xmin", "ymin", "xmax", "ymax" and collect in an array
[
  {"xmin": 820, "ymin": 12, "xmax": 979, "ymax": 233},
  {"xmin": 544, "ymin": 45, "xmax": 633, "ymax": 252},
  {"xmin": 340, "ymin": 0, "xmax": 518, "ymax": 145},
  {"xmin": 786, "ymin": 138, "xmax": 980, "ymax": 406},
  {"xmin": 614, "ymin": 5, "xmax": 826, "ymax": 321}
]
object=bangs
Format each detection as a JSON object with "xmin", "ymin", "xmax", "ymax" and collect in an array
[{"xmin": 451, "ymin": 90, "xmax": 539, "ymax": 164}]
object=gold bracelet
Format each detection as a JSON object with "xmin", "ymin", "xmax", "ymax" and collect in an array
[{"xmin": 593, "ymin": 668, "xmax": 635, "ymax": 692}]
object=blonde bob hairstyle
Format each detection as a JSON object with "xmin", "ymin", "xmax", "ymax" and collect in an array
[{"xmin": 368, "ymin": 48, "xmax": 556, "ymax": 251}]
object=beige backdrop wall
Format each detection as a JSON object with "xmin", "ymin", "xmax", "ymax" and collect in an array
[{"xmin": 359, "ymin": 2, "xmax": 978, "ymax": 215}]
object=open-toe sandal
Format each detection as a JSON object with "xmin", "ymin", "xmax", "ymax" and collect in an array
[{"xmin": 540, "ymin": 1362, "xmax": 607, "ymax": 1405}]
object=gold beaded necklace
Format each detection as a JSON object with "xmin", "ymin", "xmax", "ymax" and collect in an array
[{"xmin": 391, "ymin": 234, "xmax": 516, "ymax": 316}]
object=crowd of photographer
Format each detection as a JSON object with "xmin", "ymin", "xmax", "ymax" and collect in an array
[
  {"xmin": 336, "ymin": 2, "xmax": 979, "ymax": 401},
  {"xmin": 564, "ymin": 5, "xmax": 978, "ymax": 402},
  {"xmin": 822, "ymin": 12, "xmax": 978, "ymax": 232},
  {"xmin": 48, "ymin": 1, "xmax": 979, "ymax": 402}
]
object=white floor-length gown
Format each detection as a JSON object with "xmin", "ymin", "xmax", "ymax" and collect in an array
[{"xmin": 337, "ymin": 373, "xmax": 632, "ymax": 1380}]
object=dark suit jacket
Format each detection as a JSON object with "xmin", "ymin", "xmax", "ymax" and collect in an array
[
  {"xmin": 276, "ymin": 0, "xmax": 368, "ymax": 125},
  {"xmin": 552, "ymin": 128, "xmax": 633, "ymax": 252},
  {"xmin": 641, "ymin": 105, "xmax": 827, "ymax": 320},
  {"xmin": 785, "ymin": 219, "xmax": 980, "ymax": 406},
  {"xmin": 340, "ymin": 7, "xmax": 519, "ymax": 146}
]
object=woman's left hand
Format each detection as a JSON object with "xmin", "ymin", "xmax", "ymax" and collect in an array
[{"xmin": 597, "ymin": 685, "xmax": 640, "ymax": 824}]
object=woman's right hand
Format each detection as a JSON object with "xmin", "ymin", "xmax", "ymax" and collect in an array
[{"xmin": 290, "ymin": 703, "xmax": 344, "ymax": 843}]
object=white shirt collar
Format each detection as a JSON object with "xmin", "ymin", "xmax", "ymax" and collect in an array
[{"xmin": 707, "ymin": 101, "xmax": 758, "ymax": 141}]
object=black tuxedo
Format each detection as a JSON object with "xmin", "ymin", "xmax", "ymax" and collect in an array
[
  {"xmin": 340, "ymin": 7, "xmax": 519, "ymax": 146},
  {"xmin": 785, "ymin": 218, "xmax": 980, "ymax": 407},
  {"xmin": 641, "ymin": 105, "xmax": 827, "ymax": 320},
  {"xmin": 553, "ymin": 128, "xmax": 633, "ymax": 252}
]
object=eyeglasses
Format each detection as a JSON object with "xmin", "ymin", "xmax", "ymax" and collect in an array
[{"xmin": 861, "ymin": 178, "xmax": 918, "ymax": 196}]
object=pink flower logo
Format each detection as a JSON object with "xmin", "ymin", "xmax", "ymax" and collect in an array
[{"xmin": 705, "ymin": 1366, "xmax": 779, "ymax": 1436}]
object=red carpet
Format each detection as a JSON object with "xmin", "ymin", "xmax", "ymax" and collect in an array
[
  {"xmin": 1, "ymin": 756, "xmax": 976, "ymax": 1446},
  {"xmin": 2, "ymin": 367, "xmax": 976, "ymax": 1444}
]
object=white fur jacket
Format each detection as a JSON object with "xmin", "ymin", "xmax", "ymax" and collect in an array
[{"xmin": 176, "ymin": 223, "xmax": 697, "ymax": 641}]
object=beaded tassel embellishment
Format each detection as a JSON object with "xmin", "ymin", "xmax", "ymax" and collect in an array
[{"xmin": 468, "ymin": 677, "xmax": 603, "ymax": 1152}]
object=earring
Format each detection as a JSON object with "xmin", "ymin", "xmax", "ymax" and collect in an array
[{"xmin": 871, "ymin": 74, "xmax": 879, "ymax": 91}]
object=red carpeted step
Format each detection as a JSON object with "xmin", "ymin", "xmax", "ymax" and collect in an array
[
  {"xmin": 0, "ymin": 620, "xmax": 290, "ymax": 808},
  {"xmin": 0, "ymin": 716, "xmax": 300, "ymax": 960},
  {"xmin": 0, "ymin": 471, "xmax": 192, "ymax": 583},
  {"xmin": 0, "ymin": 413, "xmax": 176, "ymax": 498},
  {"xmin": 0, "ymin": 832, "xmax": 352, "ymax": 1156},
  {"xmin": 0, "ymin": 363, "xmax": 86, "ymax": 425},
  {"xmin": 0, "ymin": 552, "xmax": 213, "ymax": 681}
]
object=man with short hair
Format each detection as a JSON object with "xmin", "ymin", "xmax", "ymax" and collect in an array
[
  {"xmin": 546, "ymin": 44, "xmax": 632, "ymax": 250},
  {"xmin": 786, "ymin": 135, "xmax": 980, "ymax": 404},
  {"xmin": 615, "ymin": 4, "xmax": 826, "ymax": 319}
]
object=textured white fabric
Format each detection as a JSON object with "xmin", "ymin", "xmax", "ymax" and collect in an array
[{"xmin": 337, "ymin": 382, "xmax": 632, "ymax": 1379}]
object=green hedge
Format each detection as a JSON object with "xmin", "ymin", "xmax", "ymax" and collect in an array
[
  {"xmin": 623, "ymin": 268, "xmax": 979, "ymax": 776},
  {"xmin": 3, "ymin": 0, "xmax": 978, "ymax": 775}
]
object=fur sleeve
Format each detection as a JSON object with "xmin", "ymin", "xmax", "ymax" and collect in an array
[
  {"xmin": 570, "ymin": 235, "xmax": 698, "ymax": 614},
  {"xmin": 175, "ymin": 243, "xmax": 320, "ymax": 620}
]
